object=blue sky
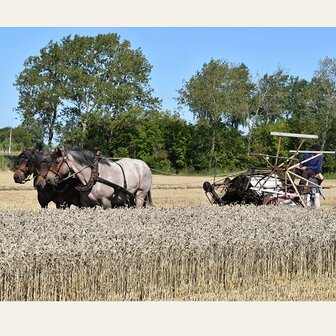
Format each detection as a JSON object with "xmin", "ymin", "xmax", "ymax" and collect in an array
[{"xmin": 1, "ymin": 27, "xmax": 336, "ymax": 129}]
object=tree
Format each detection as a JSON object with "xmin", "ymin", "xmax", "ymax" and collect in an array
[
  {"xmin": 60, "ymin": 34, "xmax": 161, "ymax": 142},
  {"xmin": 184, "ymin": 120, "xmax": 246, "ymax": 172},
  {"xmin": 177, "ymin": 59, "xmax": 252, "ymax": 167},
  {"xmin": 159, "ymin": 112, "xmax": 192, "ymax": 173},
  {"xmin": 309, "ymin": 57, "xmax": 336, "ymax": 149},
  {"xmin": 246, "ymin": 68, "xmax": 290, "ymax": 156},
  {"xmin": 185, "ymin": 120, "xmax": 214, "ymax": 171},
  {"xmin": 14, "ymin": 33, "xmax": 161, "ymax": 146},
  {"xmin": 14, "ymin": 41, "xmax": 65, "ymax": 146},
  {"xmin": 0, "ymin": 126, "xmax": 37, "ymax": 152}
]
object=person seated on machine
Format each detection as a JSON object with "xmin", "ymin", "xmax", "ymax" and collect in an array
[{"xmin": 296, "ymin": 143, "xmax": 324, "ymax": 194}]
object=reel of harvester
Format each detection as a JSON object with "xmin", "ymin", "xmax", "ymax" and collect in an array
[{"xmin": 203, "ymin": 132, "xmax": 335, "ymax": 208}]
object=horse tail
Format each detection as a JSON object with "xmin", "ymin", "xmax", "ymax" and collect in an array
[{"xmin": 146, "ymin": 189, "xmax": 155, "ymax": 207}]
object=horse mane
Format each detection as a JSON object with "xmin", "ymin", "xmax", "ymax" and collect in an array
[
  {"xmin": 67, "ymin": 149, "xmax": 110, "ymax": 166},
  {"xmin": 40, "ymin": 153, "xmax": 52, "ymax": 165},
  {"xmin": 19, "ymin": 147, "xmax": 44, "ymax": 164}
]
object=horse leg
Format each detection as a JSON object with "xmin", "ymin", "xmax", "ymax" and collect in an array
[
  {"xmin": 37, "ymin": 192, "xmax": 49, "ymax": 208},
  {"xmin": 135, "ymin": 189, "xmax": 154, "ymax": 208},
  {"xmin": 134, "ymin": 190, "xmax": 148, "ymax": 208},
  {"xmin": 145, "ymin": 189, "xmax": 154, "ymax": 207},
  {"xmin": 57, "ymin": 202, "xmax": 69, "ymax": 210},
  {"xmin": 102, "ymin": 197, "xmax": 113, "ymax": 209}
]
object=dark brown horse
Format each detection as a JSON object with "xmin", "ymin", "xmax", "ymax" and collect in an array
[{"xmin": 13, "ymin": 148, "xmax": 81, "ymax": 208}]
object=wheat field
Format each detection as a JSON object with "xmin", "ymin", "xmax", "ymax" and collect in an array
[
  {"xmin": 0, "ymin": 171, "xmax": 215, "ymax": 209},
  {"xmin": 1, "ymin": 171, "xmax": 336, "ymax": 301},
  {"xmin": 1, "ymin": 171, "xmax": 336, "ymax": 209}
]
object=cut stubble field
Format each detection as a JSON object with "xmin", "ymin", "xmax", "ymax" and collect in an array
[
  {"xmin": 0, "ymin": 171, "xmax": 213, "ymax": 209},
  {"xmin": 0, "ymin": 171, "xmax": 335, "ymax": 209}
]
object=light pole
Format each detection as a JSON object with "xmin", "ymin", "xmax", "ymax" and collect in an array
[
  {"xmin": 9, "ymin": 126, "xmax": 12, "ymax": 154},
  {"xmin": 8, "ymin": 118, "xmax": 17, "ymax": 155}
]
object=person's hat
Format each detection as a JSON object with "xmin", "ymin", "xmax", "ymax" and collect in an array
[{"xmin": 310, "ymin": 144, "xmax": 321, "ymax": 151}]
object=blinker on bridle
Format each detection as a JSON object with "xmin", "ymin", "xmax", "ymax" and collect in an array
[{"xmin": 16, "ymin": 156, "xmax": 34, "ymax": 182}]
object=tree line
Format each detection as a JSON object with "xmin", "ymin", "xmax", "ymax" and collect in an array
[{"xmin": 2, "ymin": 33, "xmax": 336, "ymax": 174}]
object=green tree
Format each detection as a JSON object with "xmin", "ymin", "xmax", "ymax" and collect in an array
[
  {"xmin": 286, "ymin": 77, "xmax": 312, "ymax": 127},
  {"xmin": 61, "ymin": 108, "xmax": 142, "ymax": 157},
  {"xmin": 185, "ymin": 120, "xmax": 246, "ymax": 173},
  {"xmin": 60, "ymin": 34, "xmax": 161, "ymax": 143},
  {"xmin": 0, "ymin": 126, "xmax": 37, "ymax": 152},
  {"xmin": 14, "ymin": 41, "xmax": 65, "ymax": 146},
  {"xmin": 185, "ymin": 120, "xmax": 213, "ymax": 171},
  {"xmin": 309, "ymin": 57, "xmax": 336, "ymax": 149},
  {"xmin": 177, "ymin": 59, "xmax": 252, "ymax": 167},
  {"xmin": 247, "ymin": 68, "xmax": 290, "ymax": 156},
  {"xmin": 135, "ymin": 111, "xmax": 169, "ymax": 169},
  {"xmin": 159, "ymin": 111, "xmax": 192, "ymax": 173},
  {"xmin": 14, "ymin": 33, "xmax": 161, "ymax": 147}
]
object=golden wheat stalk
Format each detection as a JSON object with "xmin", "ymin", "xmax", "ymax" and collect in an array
[{"xmin": 1, "ymin": 206, "xmax": 336, "ymax": 300}]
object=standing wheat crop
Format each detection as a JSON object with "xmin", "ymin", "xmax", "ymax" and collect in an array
[{"xmin": 1, "ymin": 206, "xmax": 336, "ymax": 300}]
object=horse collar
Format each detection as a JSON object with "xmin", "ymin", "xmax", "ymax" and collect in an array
[{"xmin": 75, "ymin": 152, "xmax": 101, "ymax": 192}]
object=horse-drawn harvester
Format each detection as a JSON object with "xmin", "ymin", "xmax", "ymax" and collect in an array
[{"xmin": 203, "ymin": 132, "xmax": 335, "ymax": 208}]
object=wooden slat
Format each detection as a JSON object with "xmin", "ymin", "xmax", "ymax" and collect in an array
[
  {"xmin": 270, "ymin": 132, "xmax": 318, "ymax": 139},
  {"xmin": 289, "ymin": 150, "xmax": 335, "ymax": 154},
  {"xmin": 249, "ymin": 187, "xmax": 297, "ymax": 197},
  {"xmin": 251, "ymin": 153, "xmax": 296, "ymax": 159}
]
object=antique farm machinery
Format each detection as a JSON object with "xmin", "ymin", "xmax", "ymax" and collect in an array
[{"xmin": 203, "ymin": 132, "xmax": 335, "ymax": 208}]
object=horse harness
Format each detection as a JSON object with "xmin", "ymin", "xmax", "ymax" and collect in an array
[
  {"xmin": 74, "ymin": 152, "xmax": 136, "ymax": 207},
  {"xmin": 16, "ymin": 152, "xmax": 39, "ymax": 183}
]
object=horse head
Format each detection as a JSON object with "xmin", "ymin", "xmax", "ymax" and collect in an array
[
  {"xmin": 13, "ymin": 147, "xmax": 41, "ymax": 183},
  {"xmin": 34, "ymin": 154, "xmax": 52, "ymax": 191},
  {"xmin": 38, "ymin": 147, "xmax": 71, "ymax": 189}
]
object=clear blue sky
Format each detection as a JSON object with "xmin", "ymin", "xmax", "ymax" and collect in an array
[{"xmin": 1, "ymin": 27, "xmax": 336, "ymax": 129}]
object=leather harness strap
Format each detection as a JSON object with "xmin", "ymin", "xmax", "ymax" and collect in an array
[
  {"xmin": 75, "ymin": 152, "xmax": 135, "ymax": 205},
  {"xmin": 75, "ymin": 152, "xmax": 101, "ymax": 192},
  {"xmin": 96, "ymin": 176, "xmax": 135, "ymax": 201},
  {"xmin": 115, "ymin": 162, "xmax": 127, "ymax": 189}
]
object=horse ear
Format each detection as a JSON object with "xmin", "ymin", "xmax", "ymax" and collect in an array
[{"xmin": 56, "ymin": 146, "xmax": 65, "ymax": 156}]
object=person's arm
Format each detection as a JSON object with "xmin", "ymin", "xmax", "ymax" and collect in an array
[
  {"xmin": 300, "ymin": 153, "xmax": 310, "ymax": 168},
  {"xmin": 307, "ymin": 155, "xmax": 323, "ymax": 173}
]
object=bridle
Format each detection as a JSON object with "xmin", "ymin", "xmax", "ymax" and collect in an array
[
  {"xmin": 15, "ymin": 155, "xmax": 35, "ymax": 183},
  {"xmin": 39, "ymin": 150, "xmax": 92, "ymax": 185}
]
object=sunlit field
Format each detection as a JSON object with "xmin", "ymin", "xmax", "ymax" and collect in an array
[
  {"xmin": 0, "ymin": 171, "xmax": 213, "ymax": 209},
  {"xmin": 1, "ymin": 171, "xmax": 336, "ymax": 301},
  {"xmin": 1, "ymin": 171, "xmax": 335, "ymax": 209}
]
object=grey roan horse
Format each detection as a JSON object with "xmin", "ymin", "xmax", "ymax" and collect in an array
[{"xmin": 35, "ymin": 148, "xmax": 153, "ymax": 209}]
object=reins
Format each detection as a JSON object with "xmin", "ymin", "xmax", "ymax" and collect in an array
[
  {"xmin": 96, "ymin": 176, "xmax": 135, "ymax": 201},
  {"xmin": 39, "ymin": 151, "xmax": 91, "ymax": 184},
  {"xmin": 58, "ymin": 164, "xmax": 92, "ymax": 184}
]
